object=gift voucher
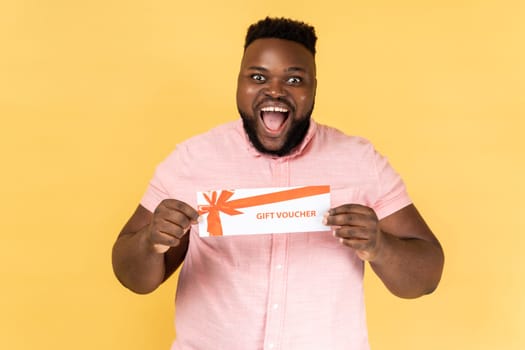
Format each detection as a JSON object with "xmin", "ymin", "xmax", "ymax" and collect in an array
[{"xmin": 197, "ymin": 186, "xmax": 331, "ymax": 237}]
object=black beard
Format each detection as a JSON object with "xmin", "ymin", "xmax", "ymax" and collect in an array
[{"xmin": 239, "ymin": 107, "xmax": 313, "ymax": 157}]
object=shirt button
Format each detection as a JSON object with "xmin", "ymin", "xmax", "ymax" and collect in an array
[
  {"xmin": 276, "ymin": 264, "xmax": 283, "ymax": 270},
  {"xmin": 268, "ymin": 343, "xmax": 275, "ymax": 349},
  {"xmin": 272, "ymin": 304, "xmax": 279, "ymax": 310}
]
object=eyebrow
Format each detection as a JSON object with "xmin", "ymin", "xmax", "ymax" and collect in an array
[{"xmin": 247, "ymin": 66, "xmax": 307, "ymax": 73}]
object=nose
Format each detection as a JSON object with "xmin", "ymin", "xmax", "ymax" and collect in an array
[{"xmin": 264, "ymin": 79, "xmax": 286, "ymax": 98}]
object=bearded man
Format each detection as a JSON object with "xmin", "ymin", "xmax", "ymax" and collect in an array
[{"xmin": 112, "ymin": 17, "xmax": 444, "ymax": 350}]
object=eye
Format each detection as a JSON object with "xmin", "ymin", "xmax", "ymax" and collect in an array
[
  {"xmin": 286, "ymin": 76, "xmax": 302, "ymax": 85},
  {"xmin": 250, "ymin": 74, "xmax": 266, "ymax": 83}
]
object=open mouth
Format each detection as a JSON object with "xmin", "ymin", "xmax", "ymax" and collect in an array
[{"xmin": 260, "ymin": 106, "xmax": 289, "ymax": 133}]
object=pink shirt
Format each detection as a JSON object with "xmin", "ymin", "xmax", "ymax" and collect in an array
[{"xmin": 141, "ymin": 119, "xmax": 412, "ymax": 350}]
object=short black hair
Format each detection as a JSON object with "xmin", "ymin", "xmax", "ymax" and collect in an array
[{"xmin": 244, "ymin": 17, "xmax": 317, "ymax": 56}]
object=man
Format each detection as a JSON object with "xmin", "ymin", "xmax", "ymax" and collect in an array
[{"xmin": 112, "ymin": 17, "xmax": 444, "ymax": 350}]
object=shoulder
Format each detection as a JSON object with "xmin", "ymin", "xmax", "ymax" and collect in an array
[
  {"xmin": 180, "ymin": 119, "xmax": 242, "ymax": 149},
  {"xmin": 166, "ymin": 119, "xmax": 244, "ymax": 160},
  {"xmin": 313, "ymin": 122, "xmax": 376, "ymax": 158},
  {"xmin": 151, "ymin": 119, "xmax": 244, "ymax": 183}
]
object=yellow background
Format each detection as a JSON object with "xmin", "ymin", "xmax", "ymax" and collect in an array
[{"xmin": 1, "ymin": 0, "xmax": 524, "ymax": 349}]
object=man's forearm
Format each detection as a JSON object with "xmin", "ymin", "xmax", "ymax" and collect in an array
[
  {"xmin": 112, "ymin": 228, "xmax": 167, "ymax": 294},
  {"xmin": 370, "ymin": 232, "xmax": 444, "ymax": 299}
]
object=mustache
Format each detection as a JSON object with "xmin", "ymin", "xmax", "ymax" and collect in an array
[{"xmin": 254, "ymin": 97, "xmax": 295, "ymax": 112}]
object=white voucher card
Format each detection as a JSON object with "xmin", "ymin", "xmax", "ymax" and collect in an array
[{"xmin": 197, "ymin": 186, "xmax": 331, "ymax": 237}]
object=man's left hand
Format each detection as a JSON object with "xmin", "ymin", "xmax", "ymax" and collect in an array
[{"xmin": 323, "ymin": 204, "xmax": 383, "ymax": 261}]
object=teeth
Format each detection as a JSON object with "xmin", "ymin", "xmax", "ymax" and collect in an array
[{"xmin": 261, "ymin": 106, "xmax": 288, "ymax": 113}]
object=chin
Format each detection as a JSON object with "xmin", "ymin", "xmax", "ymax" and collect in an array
[{"xmin": 239, "ymin": 109, "xmax": 311, "ymax": 157}]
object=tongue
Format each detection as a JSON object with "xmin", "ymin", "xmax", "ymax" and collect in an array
[{"xmin": 262, "ymin": 112, "xmax": 286, "ymax": 131}]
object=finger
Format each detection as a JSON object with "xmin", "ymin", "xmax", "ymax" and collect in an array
[
  {"xmin": 328, "ymin": 204, "xmax": 376, "ymax": 217},
  {"xmin": 152, "ymin": 243, "xmax": 170, "ymax": 254},
  {"xmin": 325, "ymin": 212, "xmax": 372, "ymax": 227},
  {"xmin": 338, "ymin": 236, "xmax": 371, "ymax": 252},
  {"xmin": 333, "ymin": 227, "xmax": 370, "ymax": 241},
  {"xmin": 150, "ymin": 230, "xmax": 182, "ymax": 247},
  {"xmin": 161, "ymin": 199, "xmax": 200, "ymax": 222},
  {"xmin": 154, "ymin": 219, "xmax": 189, "ymax": 239},
  {"xmin": 338, "ymin": 239, "xmax": 375, "ymax": 261},
  {"xmin": 162, "ymin": 210, "xmax": 194, "ymax": 233},
  {"xmin": 338, "ymin": 238, "xmax": 377, "ymax": 261},
  {"xmin": 154, "ymin": 201, "xmax": 198, "ymax": 233}
]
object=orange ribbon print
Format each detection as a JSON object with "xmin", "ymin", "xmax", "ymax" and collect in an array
[{"xmin": 198, "ymin": 186, "xmax": 329, "ymax": 236}]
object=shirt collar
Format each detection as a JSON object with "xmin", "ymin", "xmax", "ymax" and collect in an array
[{"xmin": 235, "ymin": 118, "xmax": 318, "ymax": 160}]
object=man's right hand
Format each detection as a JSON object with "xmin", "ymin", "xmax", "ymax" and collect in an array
[
  {"xmin": 112, "ymin": 200, "xmax": 198, "ymax": 293},
  {"xmin": 147, "ymin": 199, "xmax": 200, "ymax": 253}
]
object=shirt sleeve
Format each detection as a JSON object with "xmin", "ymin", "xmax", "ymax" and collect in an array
[
  {"xmin": 139, "ymin": 148, "xmax": 180, "ymax": 213},
  {"xmin": 372, "ymin": 148, "xmax": 412, "ymax": 220}
]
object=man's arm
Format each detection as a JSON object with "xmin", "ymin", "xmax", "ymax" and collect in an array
[
  {"xmin": 324, "ymin": 204, "xmax": 444, "ymax": 298},
  {"xmin": 112, "ymin": 200, "xmax": 199, "ymax": 294}
]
